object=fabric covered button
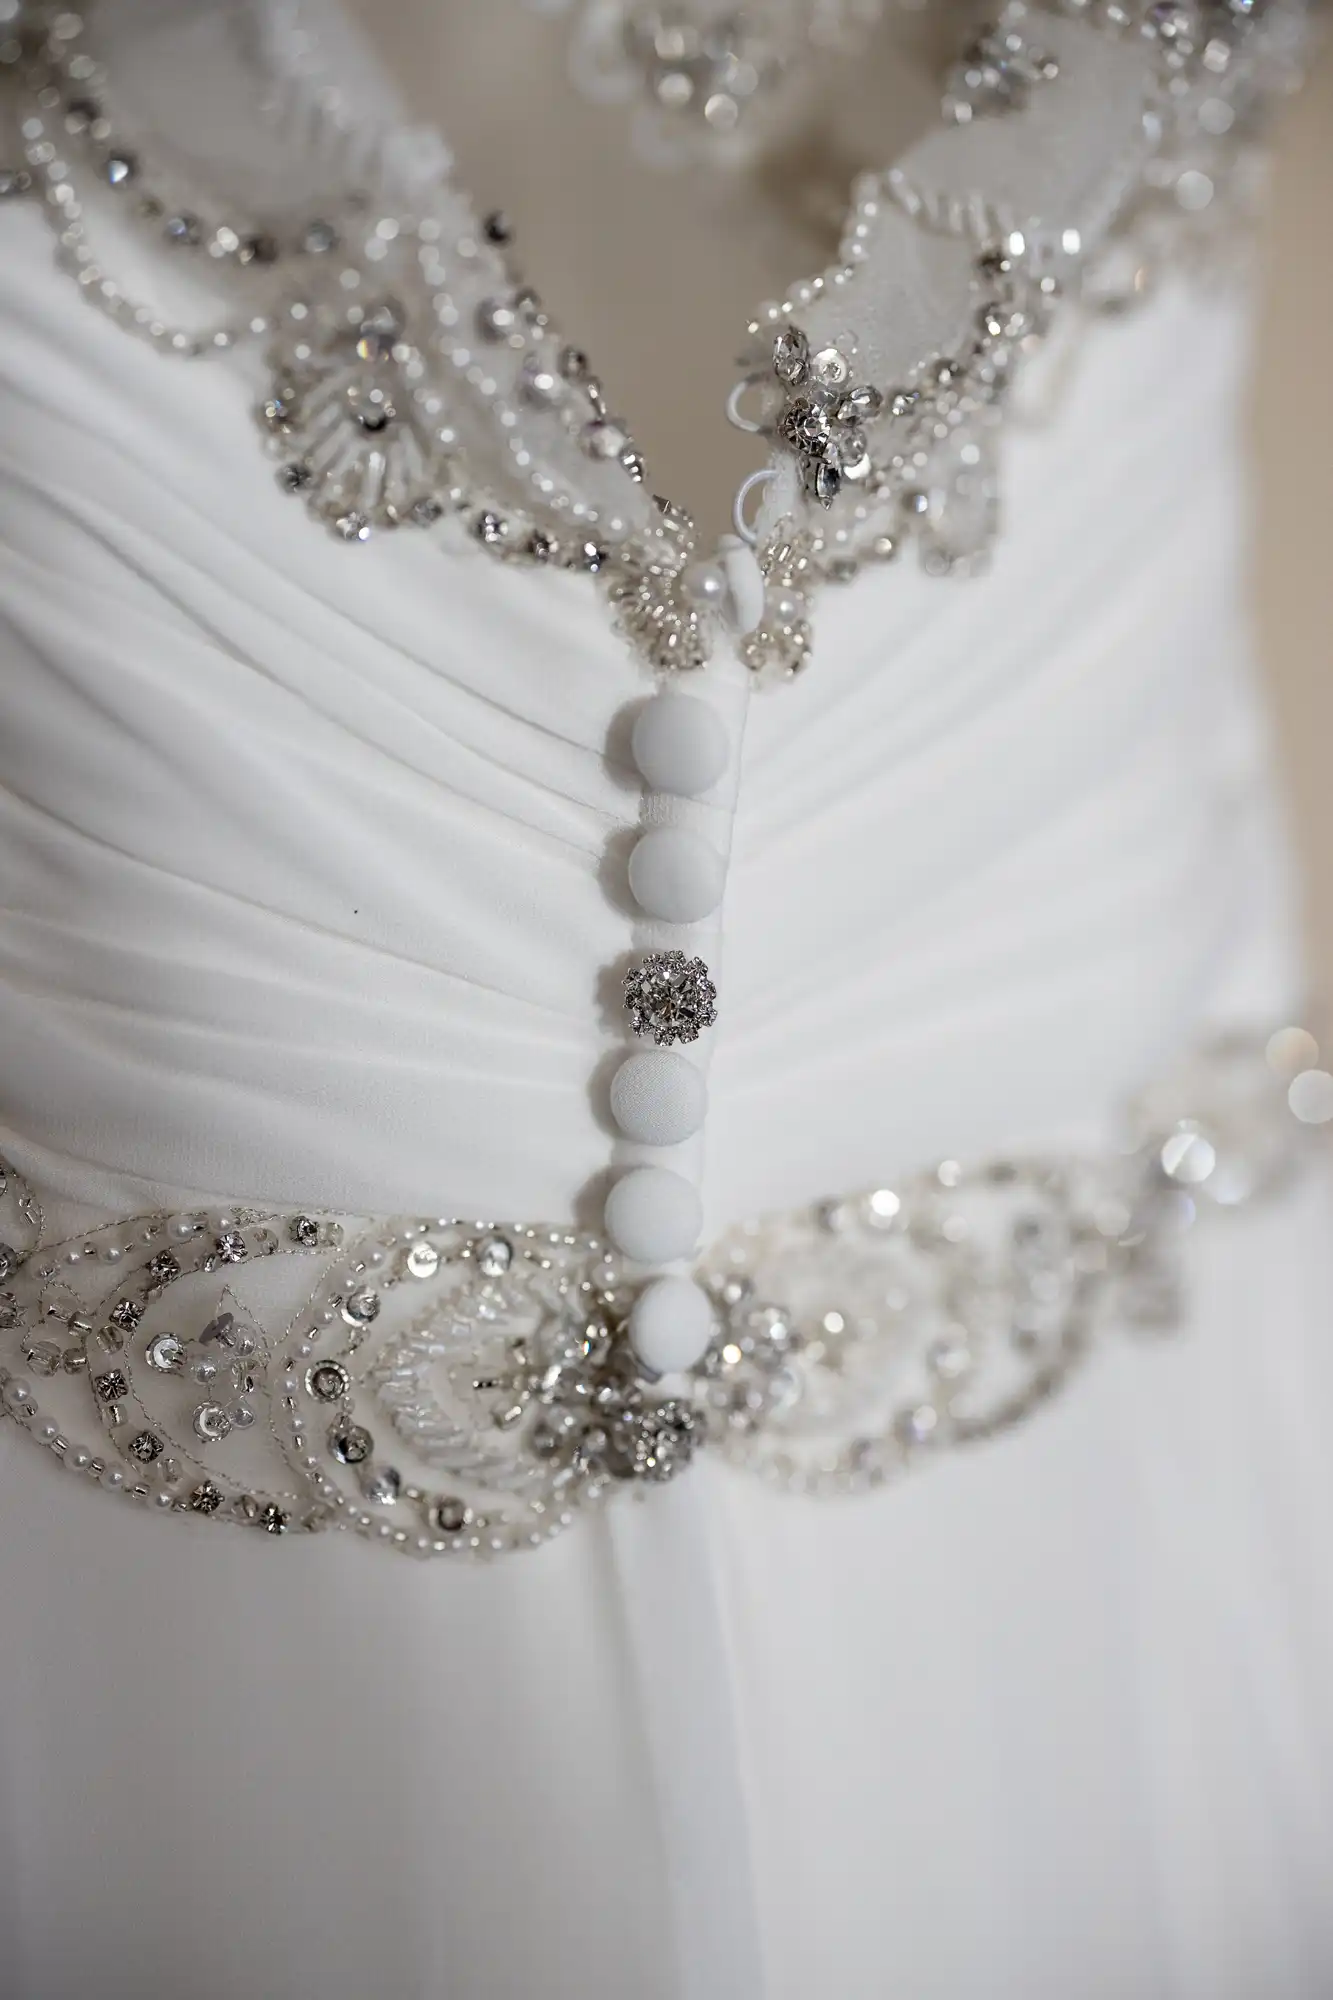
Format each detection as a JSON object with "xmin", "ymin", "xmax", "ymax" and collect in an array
[
  {"xmin": 609, "ymin": 1049, "xmax": 707, "ymax": 1146},
  {"xmin": 630, "ymin": 693, "xmax": 729, "ymax": 798},
  {"xmin": 629, "ymin": 1276, "xmax": 715, "ymax": 1374},
  {"xmin": 627, "ymin": 826, "xmax": 724, "ymax": 924},
  {"xmin": 604, "ymin": 1167, "xmax": 702, "ymax": 1264}
]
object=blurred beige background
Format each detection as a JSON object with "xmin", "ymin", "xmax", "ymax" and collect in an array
[{"xmin": 1254, "ymin": 40, "xmax": 1333, "ymax": 996}]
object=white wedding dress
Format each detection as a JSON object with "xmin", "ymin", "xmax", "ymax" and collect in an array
[{"xmin": 1, "ymin": 5, "xmax": 1332, "ymax": 1998}]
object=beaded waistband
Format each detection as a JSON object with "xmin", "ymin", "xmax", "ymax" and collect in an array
[{"xmin": 0, "ymin": 1028, "xmax": 1324, "ymax": 1557}]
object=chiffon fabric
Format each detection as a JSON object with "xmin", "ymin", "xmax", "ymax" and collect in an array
[{"xmin": 1, "ymin": 10, "xmax": 1332, "ymax": 1997}]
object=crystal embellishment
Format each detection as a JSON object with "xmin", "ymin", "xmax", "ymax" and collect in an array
[
  {"xmin": 0, "ymin": 1031, "xmax": 1316, "ymax": 1557},
  {"xmin": 623, "ymin": 951, "xmax": 718, "ymax": 1047},
  {"xmin": 944, "ymin": 16, "xmax": 1061, "ymax": 123},
  {"xmin": 767, "ymin": 327, "xmax": 883, "ymax": 508}
]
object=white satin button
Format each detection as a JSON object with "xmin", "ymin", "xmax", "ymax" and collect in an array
[
  {"xmin": 628, "ymin": 1276, "xmax": 716, "ymax": 1373},
  {"xmin": 609, "ymin": 1049, "xmax": 707, "ymax": 1146},
  {"xmin": 627, "ymin": 826, "xmax": 724, "ymax": 924},
  {"xmin": 603, "ymin": 1167, "xmax": 702, "ymax": 1263},
  {"xmin": 630, "ymin": 693, "xmax": 729, "ymax": 797}
]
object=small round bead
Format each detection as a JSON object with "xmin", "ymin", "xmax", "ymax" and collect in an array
[
  {"xmin": 610, "ymin": 1049, "xmax": 707, "ymax": 1146},
  {"xmin": 629, "ymin": 1276, "xmax": 716, "ymax": 1373},
  {"xmin": 682, "ymin": 559, "xmax": 727, "ymax": 609},
  {"xmin": 627, "ymin": 826, "xmax": 724, "ymax": 924},
  {"xmin": 603, "ymin": 1167, "xmax": 702, "ymax": 1264},
  {"xmin": 717, "ymin": 534, "xmax": 766, "ymax": 635},
  {"xmin": 631, "ymin": 693, "xmax": 729, "ymax": 798}
]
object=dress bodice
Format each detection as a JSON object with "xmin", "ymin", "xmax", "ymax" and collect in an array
[
  {"xmin": 0, "ymin": 186, "xmax": 1297, "ymax": 1229},
  {"xmin": 0, "ymin": 0, "xmax": 1313, "ymax": 1552}
]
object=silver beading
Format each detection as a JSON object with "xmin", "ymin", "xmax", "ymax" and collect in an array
[
  {"xmin": 0, "ymin": 1028, "xmax": 1323, "ymax": 1554},
  {"xmin": 0, "ymin": 0, "xmax": 1308, "ymax": 681}
]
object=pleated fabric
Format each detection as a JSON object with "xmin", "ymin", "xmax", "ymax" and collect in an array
[{"xmin": 1, "ymin": 12, "xmax": 1331, "ymax": 1996}]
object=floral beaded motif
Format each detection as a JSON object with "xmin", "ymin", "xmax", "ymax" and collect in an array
[
  {"xmin": 0, "ymin": 0, "xmax": 1308, "ymax": 682},
  {"xmin": 0, "ymin": 1032, "xmax": 1317, "ymax": 1556}
]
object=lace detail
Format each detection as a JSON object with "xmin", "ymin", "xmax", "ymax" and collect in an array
[
  {"xmin": 0, "ymin": 0, "xmax": 1308, "ymax": 677},
  {"xmin": 0, "ymin": 1031, "xmax": 1320, "ymax": 1554}
]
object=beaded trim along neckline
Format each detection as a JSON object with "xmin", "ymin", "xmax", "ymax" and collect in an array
[{"xmin": 0, "ymin": 0, "xmax": 1307, "ymax": 679}]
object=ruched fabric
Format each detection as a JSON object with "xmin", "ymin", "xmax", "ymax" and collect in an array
[{"xmin": 0, "ymin": 194, "xmax": 1296, "ymax": 1228}]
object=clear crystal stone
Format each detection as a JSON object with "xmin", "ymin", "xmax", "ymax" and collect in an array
[
  {"xmin": 406, "ymin": 1241, "xmax": 441, "ymax": 1280},
  {"xmin": 193, "ymin": 1402, "xmax": 233, "ymax": 1443},
  {"xmin": 361, "ymin": 1465, "xmax": 402, "ymax": 1505},
  {"xmin": 354, "ymin": 302, "xmax": 404, "ymax": 362},
  {"xmin": 236, "ymin": 233, "xmax": 278, "ymax": 267},
  {"xmin": 811, "ymin": 460, "xmax": 841, "ymax": 505},
  {"xmin": 307, "ymin": 1361, "xmax": 350, "ymax": 1402},
  {"xmin": 520, "ymin": 357, "xmax": 562, "ymax": 406},
  {"xmin": 341, "ymin": 1288, "xmax": 380, "ymax": 1326},
  {"xmin": 811, "ymin": 346, "xmax": 850, "ymax": 388},
  {"xmin": 772, "ymin": 325, "xmax": 810, "ymax": 385},
  {"xmin": 145, "ymin": 1332, "xmax": 185, "ymax": 1372},
  {"xmin": 476, "ymin": 296, "xmax": 519, "ymax": 341},
  {"xmin": 329, "ymin": 1423, "xmax": 373, "ymax": 1465},
  {"xmin": 582, "ymin": 418, "xmax": 630, "ymax": 460},
  {"xmin": 476, "ymin": 1235, "xmax": 513, "ymax": 1278}
]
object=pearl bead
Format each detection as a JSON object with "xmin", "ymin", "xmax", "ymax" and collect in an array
[
  {"xmin": 631, "ymin": 693, "xmax": 729, "ymax": 798},
  {"xmin": 629, "ymin": 1276, "xmax": 716, "ymax": 1373},
  {"xmin": 627, "ymin": 826, "xmax": 724, "ymax": 924},
  {"xmin": 717, "ymin": 534, "xmax": 766, "ymax": 635},
  {"xmin": 682, "ymin": 540, "xmax": 765, "ymax": 635},
  {"xmin": 610, "ymin": 1049, "xmax": 707, "ymax": 1146},
  {"xmin": 682, "ymin": 559, "xmax": 727, "ymax": 608},
  {"xmin": 604, "ymin": 1167, "xmax": 702, "ymax": 1264},
  {"xmin": 2, "ymin": 1379, "xmax": 34, "ymax": 1411}
]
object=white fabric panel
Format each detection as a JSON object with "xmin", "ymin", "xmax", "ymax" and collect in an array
[{"xmin": 0, "ymin": 8, "xmax": 1329, "ymax": 1998}]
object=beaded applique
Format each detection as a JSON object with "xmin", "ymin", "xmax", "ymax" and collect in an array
[
  {"xmin": 0, "ymin": 0, "xmax": 1307, "ymax": 678},
  {"xmin": 0, "ymin": 1031, "xmax": 1321, "ymax": 1555}
]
